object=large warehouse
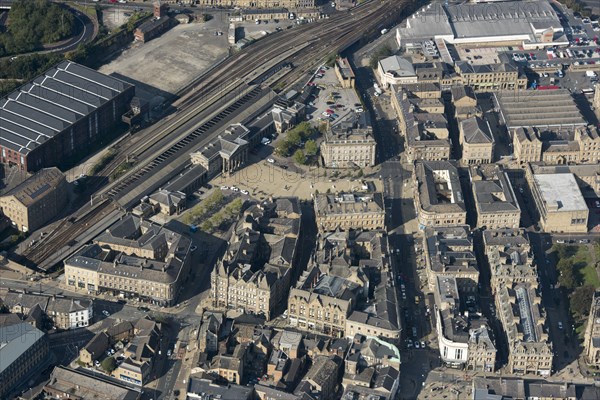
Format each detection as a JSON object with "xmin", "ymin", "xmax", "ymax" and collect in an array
[
  {"xmin": 0, "ymin": 61, "xmax": 135, "ymax": 172},
  {"xmin": 397, "ymin": 0, "xmax": 567, "ymax": 49}
]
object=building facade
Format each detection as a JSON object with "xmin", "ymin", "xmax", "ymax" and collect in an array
[
  {"xmin": 470, "ymin": 164, "xmax": 521, "ymax": 229},
  {"xmin": 335, "ymin": 57, "xmax": 355, "ymax": 88},
  {"xmin": 424, "ymin": 226, "xmax": 479, "ymax": 293},
  {"xmin": 0, "ymin": 168, "xmax": 67, "ymax": 232},
  {"xmin": 320, "ymin": 112, "xmax": 376, "ymax": 168},
  {"xmin": 459, "ymin": 117, "xmax": 494, "ymax": 165},
  {"xmin": 210, "ymin": 198, "xmax": 301, "ymax": 320},
  {"xmin": 413, "ymin": 160, "xmax": 466, "ymax": 228},
  {"xmin": 0, "ymin": 61, "xmax": 135, "ymax": 172},
  {"xmin": 526, "ymin": 170, "xmax": 589, "ymax": 233},
  {"xmin": 391, "ymin": 87, "xmax": 451, "ymax": 163},
  {"xmin": 64, "ymin": 215, "xmax": 192, "ymax": 306},
  {"xmin": 313, "ymin": 192, "xmax": 385, "ymax": 232}
]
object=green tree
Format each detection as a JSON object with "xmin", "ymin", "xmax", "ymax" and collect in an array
[
  {"xmin": 101, "ymin": 357, "xmax": 117, "ymax": 373},
  {"xmin": 304, "ymin": 140, "xmax": 318, "ymax": 156},
  {"xmin": 557, "ymin": 258, "xmax": 573, "ymax": 274},
  {"xmin": 293, "ymin": 149, "xmax": 306, "ymax": 165},
  {"xmin": 276, "ymin": 140, "xmax": 293, "ymax": 157},
  {"xmin": 570, "ymin": 285, "xmax": 595, "ymax": 318},
  {"xmin": 1, "ymin": 0, "xmax": 75, "ymax": 56},
  {"xmin": 559, "ymin": 267, "xmax": 578, "ymax": 290},
  {"xmin": 287, "ymin": 130, "xmax": 302, "ymax": 147}
]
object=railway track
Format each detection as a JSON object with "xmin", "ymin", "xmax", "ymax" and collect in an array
[{"xmin": 22, "ymin": 0, "xmax": 411, "ymax": 268}]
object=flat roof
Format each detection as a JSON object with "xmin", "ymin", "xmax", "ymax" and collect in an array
[
  {"xmin": 0, "ymin": 61, "xmax": 132, "ymax": 155},
  {"xmin": 534, "ymin": 173, "xmax": 587, "ymax": 212}
]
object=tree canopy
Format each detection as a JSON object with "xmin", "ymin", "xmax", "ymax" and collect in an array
[{"xmin": 0, "ymin": 0, "xmax": 75, "ymax": 57}]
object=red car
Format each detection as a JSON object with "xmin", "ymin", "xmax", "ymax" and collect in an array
[{"xmin": 326, "ymin": 109, "xmax": 334, "ymax": 114}]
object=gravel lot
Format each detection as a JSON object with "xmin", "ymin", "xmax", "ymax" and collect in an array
[{"xmin": 99, "ymin": 17, "xmax": 230, "ymax": 105}]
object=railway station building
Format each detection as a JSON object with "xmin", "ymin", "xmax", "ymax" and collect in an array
[{"xmin": 0, "ymin": 61, "xmax": 135, "ymax": 172}]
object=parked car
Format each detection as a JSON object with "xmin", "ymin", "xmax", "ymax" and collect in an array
[
  {"xmin": 167, "ymin": 349, "xmax": 172, "ymax": 357},
  {"xmin": 102, "ymin": 310, "xmax": 110, "ymax": 317},
  {"xmin": 267, "ymin": 158, "xmax": 275, "ymax": 163},
  {"xmin": 241, "ymin": 189, "xmax": 249, "ymax": 195}
]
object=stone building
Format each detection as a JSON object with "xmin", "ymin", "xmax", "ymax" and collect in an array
[
  {"xmin": 453, "ymin": 61, "xmax": 527, "ymax": 92},
  {"xmin": 0, "ymin": 167, "xmax": 67, "ymax": 232},
  {"xmin": 584, "ymin": 291, "xmax": 600, "ymax": 367},
  {"xmin": 313, "ymin": 191, "xmax": 385, "ymax": 232},
  {"xmin": 295, "ymin": 356, "xmax": 340, "ymax": 400},
  {"xmin": 433, "ymin": 276, "xmax": 495, "ymax": 371},
  {"xmin": 526, "ymin": 170, "xmax": 589, "ymax": 233},
  {"xmin": 496, "ymin": 283, "xmax": 552, "ymax": 376},
  {"xmin": 496, "ymin": 89, "xmax": 600, "ymax": 165},
  {"xmin": 423, "ymin": 226, "xmax": 479, "ymax": 293},
  {"xmin": 191, "ymin": 124, "xmax": 250, "ymax": 178},
  {"xmin": 288, "ymin": 230, "xmax": 399, "ymax": 340},
  {"xmin": 335, "ymin": 57, "xmax": 355, "ymax": 88},
  {"xmin": 527, "ymin": 163, "xmax": 600, "ymax": 198},
  {"xmin": 210, "ymin": 198, "xmax": 301, "ymax": 320},
  {"xmin": 459, "ymin": 117, "xmax": 494, "ymax": 165},
  {"xmin": 451, "ymin": 86, "xmax": 481, "ymax": 121},
  {"xmin": 483, "ymin": 229, "xmax": 537, "ymax": 294},
  {"xmin": 43, "ymin": 367, "xmax": 141, "ymax": 400},
  {"xmin": 64, "ymin": 215, "xmax": 192, "ymax": 306},
  {"xmin": 413, "ymin": 160, "xmax": 466, "ymax": 228},
  {"xmin": 320, "ymin": 111, "xmax": 376, "ymax": 168},
  {"xmin": 470, "ymin": 164, "xmax": 521, "ymax": 229},
  {"xmin": 391, "ymin": 87, "xmax": 451, "ymax": 163}
]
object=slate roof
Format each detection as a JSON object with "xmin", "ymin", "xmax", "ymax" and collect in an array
[
  {"xmin": 0, "ymin": 322, "xmax": 46, "ymax": 375},
  {"xmin": 0, "ymin": 61, "xmax": 132, "ymax": 155},
  {"xmin": 2, "ymin": 167, "xmax": 64, "ymax": 207},
  {"xmin": 461, "ymin": 117, "xmax": 493, "ymax": 144}
]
